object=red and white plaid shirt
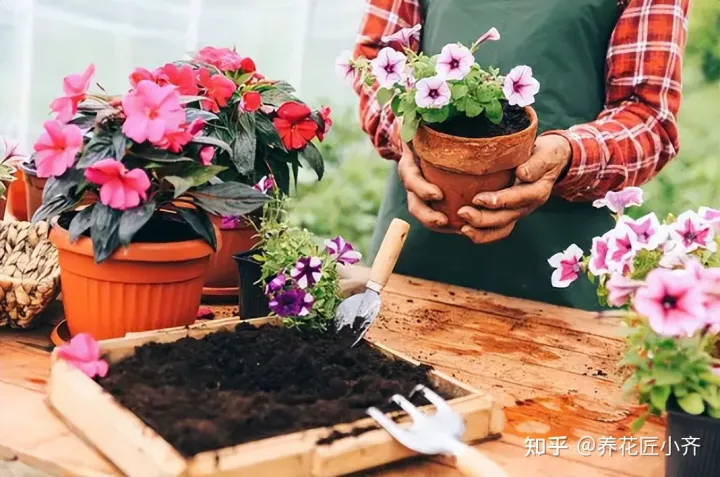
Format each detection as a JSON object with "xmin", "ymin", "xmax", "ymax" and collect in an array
[{"xmin": 352, "ymin": 0, "xmax": 690, "ymax": 201}]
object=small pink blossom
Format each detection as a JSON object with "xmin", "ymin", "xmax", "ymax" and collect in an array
[
  {"xmin": 592, "ymin": 187, "xmax": 644, "ymax": 215},
  {"xmin": 502, "ymin": 65, "xmax": 539, "ymax": 108},
  {"xmin": 32, "ymin": 120, "xmax": 83, "ymax": 178},
  {"xmin": 194, "ymin": 46, "xmax": 243, "ymax": 72},
  {"xmin": 154, "ymin": 118, "xmax": 204, "ymax": 153},
  {"xmin": 436, "ymin": 44, "xmax": 474, "ymax": 81},
  {"xmin": 381, "ymin": 24, "xmax": 422, "ymax": 47},
  {"xmin": 548, "ymin": 244, "xmax": 583, "ymax": 288},
  {"xmin": 606, "ymin": 225, "xmax": 638, "ymax": 274},
  {"xmin": 56, "ymin": 333, "xmax": 109, "ymax": 379},
  {"xmin": 122, "ymin": 80, "xmax": 186, "ymax": 144},
  {"xmin": 220, "ymin": 216, "xmax": 241, "ymax": 230},
  {"xmin": 370, "ymin": 47, "xmax": 407, "ymax": 88},
  {"xmin": 199, "ymin": 146, "xmax": 214, "ymax": 166},
  {"xmin": 253, "ymin": 175, "xmax": 275, "ymax": 194},
  {"xmin": 473, "ymin": 27, "xmax": 500, "ymax": 47},
  {"xmin": 634, "ymin": 268, "xmax": 707, "ymax": 337},
  {"xmin": 50, "ymin": 64, "xmax": 95, "ymax": 123},
  {"xmin": 415, "ymin": 75, "xmax": 451, "ymax": 109},
  {"xmin": 699, "ymin": 206, "xmax": 720, "ymax": 233},
  {"xmin": 325, "ymin": 236, "xmax": 362, "ymax": 265},
  {"xmin": 606, "ymin": 273, "xmax": 644, "ymax": 308},
  {"xmin": 669, "ymin": 211, "xmax": 717, "ymax": 253},
  {"xmin": 129, "ymin": 67, "xmax": 163, "ymax": 87},
  {"xmin": 334, "ymin": 50, "xmax": 355, "ymax": 83},
  {"xmin": 588, "ymin": 231, "xmax": 613, "ymax": 276},
  {"xmin": 618, "ymin": 213, "xmax": 667, "ymax": 251},
  {"xmin": 84, "ymin": 159, "xmax": 151, "ymax": 211}
]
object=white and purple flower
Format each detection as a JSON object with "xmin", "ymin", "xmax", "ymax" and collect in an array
[
  {"xmin": 335, "ymin": 50, "xmax": 355, "ymax": 83},
  {"xmin": 265, "ymin": 273, "xmax": 287, "ymax": 296},
  {"xmin": 473, "ymin": 27, "xmax": 500, "ymax": 48},
  {"xmin": 699, "ymin": 206, "xmax": 720, "ymax": 233},
  {"xmin": 548, "ymin": 244, "xmax": 583, "ymax": 288},
  {"xmin": 290, "ymin": 256, "xmax": 323, "ymax": 289},
  {"xmin": 606, "ymin": 224, "xmax": 638, "ymax": 274},
  {"xmin": 435, "ymin": 44, "xmax": 474, "ymax": 81},
  {"xmin": 592, "ymin": 187, "xmax": 644, "ymax": 215},
  {"xmin": 669, "ymin": 210, "xmax": 717, "ymax": 253},
  {"xmin": 588, "ymin": 231, "xmax": 612, "ymax": 276},
  {"xmin": 325, "ymin": 236, "xmax": 362, "ymax": 265},
  {"xmin": 606, "ymin": 273, "xmax": 644, "ymax": 308},
  {"xmin": 414, "ymin": 75, "xmax": 451, "ymax": 109},
  {"xmin": 618, "ymin": 213, "xmax": 667, "ymax": 251},
  {"xmin": 253, "ymin": 175, "xmax": 275, "ymax": 194},
  {"xmin": 502, "ymin": 65, "xmax": 539, "ymax": 108},
  {"xmin": 381, "ymin": 24, "xmax": 422, "ymax": 47},
  {"xmin": 268, "ymin": 287, "xmax": 315, "ymax": 318},
  {"xmin": 370, "ymin": 47, "xmax": 407, "ymax": 88}
]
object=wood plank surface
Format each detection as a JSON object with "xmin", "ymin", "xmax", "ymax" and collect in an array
[{"xmin": 0, "ymin": 274, "xmax": 665, "ymax": 476}]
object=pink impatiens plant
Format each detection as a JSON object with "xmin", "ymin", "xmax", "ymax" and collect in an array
[
  {"xmin": 548, "ymin": 188, "xmax": 720, "ymax": 427},
  {"xmin": 338, "ymin": 25, "xmax": 539, "ymax": 141}
]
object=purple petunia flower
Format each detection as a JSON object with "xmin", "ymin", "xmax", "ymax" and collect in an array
[
  {"xmin": 290, "ymin": 256, "xmax": 323, "ymax": 289},
  {"xmin": 268, "ymin": 288, "xmax": 315, "ymax": 317},
  {"xmin": 325, "ymin": 236, "xmax": 362, "ymax": 265},
  {"xmin": 253, "ymin": 175, "xmax": 275, "ymax": 194},
  {"xmin": 220, "ymin": 215, "xmax": 241, "ymax": 230},
  {"xmin": 265, "ymin": 273, "xmax": 287, "ymax": 296}
]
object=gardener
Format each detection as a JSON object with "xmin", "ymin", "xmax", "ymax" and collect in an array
[{"xmin": 353, "ymin": 0, "xmax": 690, "ymax": 310}]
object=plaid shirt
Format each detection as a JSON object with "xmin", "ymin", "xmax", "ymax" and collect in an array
[{"xmin": 352, "ymin": 0, "xmax": 690, "ymax": 201}]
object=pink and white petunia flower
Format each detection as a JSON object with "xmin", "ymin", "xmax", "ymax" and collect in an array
[
  {"xmin": 290, "ymin": 256, "xmax": 323, "ymax": 289},
  {"xmin": 669, "ymin": 210, "xmax": 717, "ymax": 253},
  {"xmin": 334, "ymin": 50, "xmax": 355, "ymax": 83},
  {"xmin": 325, "ymin": 236, "xmax": 362, "ymax": 265},
  {"xmin": 658, "ymin": 241, "xmax": 690, "ymax": 269},
  {"xmin": 370, "ymin": 47, "xmax": 407, "ymax": 88},
  {"xmin": 435, "ymin": 44, "xmax": 474, "ymax": 81},
  {"xmin": 414, "ymin": 75, "xmax": 451, "ymax": 109},
  {"xmin": 685, "ymin": 259, "xmax": 720, "ymax": 326},
  {"xmin": 605, "ymin": 225, "xmax": 638, "ymax": 274},
  {"xmin": 592, "ymin": 187, "xmax": 644, "ymax": 215},
  {"xmin": 588, "ymin": 231, "xmax": 613, "ymax": 276},
  {"xmin": 502, "ymin": 65, "xmax": 539, "ymax": 108},
  {"xmin": 606, "ymin": 273, "xmax": 644, "ymax": 308},
  {"xmin": 548, "ymin": 244, "xmax": 584, "ymax": 288},
  {"xmin": 473, "ymin": 27, "xmax": 500, "ymax": 47},
  {"xmin": 699, "ymin": 206, "xmax": 720, "ymax": 233},
  {"xmin": 381, "ymin": 24, "xmax": 422, "ymax": 47},
  {"xmin": 618, "ymin": 213, "xmax": 667, "ymax": 251},
  {"xmin": 56, "ymin": 333, "xmax": 109, "ymax": 379},
  {"xmin": 253, "ymin": 175, "xmax": 276, "ymax": 194}
]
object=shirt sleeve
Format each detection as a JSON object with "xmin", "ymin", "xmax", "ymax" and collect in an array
[
  {"xmin": 352, "ymin": 0, "xmax": 422, "ymax": 161},
  {"xmin": 547, "ymin": 0, "xmax": 691, "ymax": 201}
]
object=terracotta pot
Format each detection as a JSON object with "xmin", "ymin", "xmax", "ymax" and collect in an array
[
  {"xmin": 6, "ymin": 169, "xmax": 28, "ymax": 221},
  {"xmin": 20, "ymin": 163, "xmax": 46, "ymax": 221},
  {"xmin": 202, "ymin": 215, "xmax": 259, "ymax": 300},
  {"xmin": 50, "ymin": 219, "xmax": 219, "ymax": 340},
  {"xmin": 413, "ymin": 106, "xmax": 538, "ymax": 229}
]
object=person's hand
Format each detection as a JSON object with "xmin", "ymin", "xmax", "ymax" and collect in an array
[
  {"xmin": 397, "ymin": 141, "xmax": 453, "ymax": 232},
  {"xmin": 457, "ymin": 134, "xmax": 572, "ymax": 244}
]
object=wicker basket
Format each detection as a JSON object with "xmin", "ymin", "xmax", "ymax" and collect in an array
[{"xmin": 0, "ymin": 220, "xmax": 61, "ymax": 328}]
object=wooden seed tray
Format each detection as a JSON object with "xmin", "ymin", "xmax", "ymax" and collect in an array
[{"xmin": 47, "ymin": 317, "xmax": 505, "ymax": 477}]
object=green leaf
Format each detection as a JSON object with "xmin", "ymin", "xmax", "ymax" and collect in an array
[
  {"xmin": 231, "ymin": 113, "xmax": 257, "ymax": 175},
  {"xmin": 484, "ymin": 99, "xmax": 503, "ymax": 124},
  {"xmin": 255, "ymin": 114, "xmax": 285, "ymax": 150},
  {"xmin": 260, "ymin": 88, "xmax": 294, "ymax": 107},
  {"xmin": 400, "ymin": 118, "xmax": 420, "ymax": 143},
  {"xmin": 475, "ymin": 83, "xmax": 499, "ymax": 103},
  {"xmin": 455, "ymin": 95, "xmax": 484, "ymax": 118},
  {"xmin": 112, "ymin": 130, "xmax": 129, "ymax": 160},
  {"xmin": 165, "ymin": 176, "xmax": 194, "ymax": 198},
  {"xmin": 273, "ymin": 80, "xmax": 295, "ymax": 94},
  {"xmin": 650, "ymin": 385, "xmax": 671, "ymax": 411},
  {"xmin": 90, "ymin": 203, "xmax": 122, "ymax": 263},
  {"xmin": 32, "ymin": 195, "xmax": 76, "ymax": 223},
  {"xmin": 390, "ymin": 95, "xmax": 402, "ymax": 116},
  {"xmin": 185, "ymin": 108, "xmax": 219, "ymax": 123},
  {"xmin": 673, "ymin": 384, "xmax": 690, "ymax": 398},
  {"xmin": 77, "ymin": 132, "xmax": 114, "ymax": 167},
  {"xmin": 166, "ymin": 164, "xmax": 228, "ymax": 197},
  {"xmin": 131, "ymin": 149, "xmax": 194, "ymax": 164},
  {"xmin": 653, "ymin": 367, "xmax": 685, "ymax": 386},
  {"xmin": 68, "ymin": 206, "xmax": 94, "ymax": 241},
  {"xmin": 175, "ymin": 206, "xmax": 217, "ymax": 251},
  {"xmin": 451, "ymin": 84, "xmax": 468, "ymax": 99},
  {"xmin": 42, "ymin": 168, "xmax": 85, "ymax": 203},
  {"xmin": 299, "ymin": 142, "xmax": 324, "ymax": 181},
  {"xmin": 420, "ymin": 106, "xmax": 450, "ymax": 123},
  {"xmin": 191, "ymin": 135, "xmax": 233, "ymax": 156},
  {"xmin": 629, "ymin": 414, "xmax": 647, "ymax": 433},
  {"xmin": 189, "ymin": 182, "xmax": 270, "ymax": 216},
  {"xmin": 118, "ymin": 201, "xmax": 156, "ymax": 246},
  {"xmin": 68, "ymin": 114, "xmax": 95, "ymax": 130},
  {"xmin": 708, "ymin": 405, "xmax": 720, "ymax": 419},
  {"xmin": 376, "ymin": 88, "xmax": 394, "ymax": 106},
  {"xmin": 678, "ymin": 393, "xmax": 705, "ymax": 415}
]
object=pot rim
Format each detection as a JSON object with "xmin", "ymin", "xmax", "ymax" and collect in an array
[
  {"xmin": 50, "ymin": 216, "xmax": 218, "ymax": 263},
  {"xmin": 417, "ymin": 106, "xmax": 538, "ymax": 143}
]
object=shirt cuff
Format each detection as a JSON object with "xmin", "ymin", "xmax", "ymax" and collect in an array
[{"xmin": 540, "ymin": 129, "xmax": 595, "ymax": 199}]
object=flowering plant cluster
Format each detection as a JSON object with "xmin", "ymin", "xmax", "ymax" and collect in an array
[
  {"xmin": 337, "ymin": 25, "xmax": 539, "ymax": 142},
  {"xmin": 0, "ymin": 138, "xmax": 24, "ymax": 199},
  {"xmin": 254, "ymin": 195, "xmax": 362, "ymax": 331},
  {"xmin": 548, "ymin": 188, "xmax": 720, "ymax": 428}
]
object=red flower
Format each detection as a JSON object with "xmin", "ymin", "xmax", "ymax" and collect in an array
[
  {"xmin": 240, "ymin": 57, "xmax": 256, "ymax": 73},
  {"xmin": 129, "ymin": 67, "xmax": 160, "ymax": 87},
  {"xmin": 317, "ymin": 106, "xmax": 332, "ymax": 141},
  {"xmin": 159, "ymin": 63, "xmax": 199, "ymax": 96},
  {"xmin": 272, "ymin": 101, "xmax": 318, "ymax": 151},
  {"xmin": 197, "ymin": 68, "xmax": 236, "ymax": 113},
  {"xmin": 240, "ymin": 91, "xmax": 262, "ymax": 112}
]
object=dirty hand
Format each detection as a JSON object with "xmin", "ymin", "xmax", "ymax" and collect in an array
[
  {"xmin": 397, "ymin": 142, "xmax": 453, "ymax": 232},
  {"xmin": 458, "ymin": 134, "xmax": 572, "ymax": 244}
]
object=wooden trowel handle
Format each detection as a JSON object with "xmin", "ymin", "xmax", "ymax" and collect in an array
[{"xmin": 368, "ymin": 219, "xmax": 410, "ymax": 289}]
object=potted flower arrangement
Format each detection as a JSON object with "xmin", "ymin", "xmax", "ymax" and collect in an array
[
  {"xmin": 338, "ymin": 26, "xmax": 539, "ymax": 228},
  {"xmin": 32, "ymin": 61, "xmax": 270, "ymax": 340},
  {"xmin": 129, "ymin": 46, "xmax": 332, "ymax": 300},
  {"xmin": 548, "ymin": 188, "xmax": 720, "ymax": 477},
  {"xmin": 0, "ymin": 138, "xmax": 22, "ymax": 219}
]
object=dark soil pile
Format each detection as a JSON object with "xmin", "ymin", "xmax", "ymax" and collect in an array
[
  {"xmin": 99, "ymin": 323, "xmax": 442, "ymax": 457},
  {"xmin": 430, "ymin": 101, "xmax": 531, "ymax": 139}
]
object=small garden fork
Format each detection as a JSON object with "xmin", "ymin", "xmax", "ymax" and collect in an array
[{"xmin": 367, "ymin": 385, "xmax": 509, "ymax": 477}]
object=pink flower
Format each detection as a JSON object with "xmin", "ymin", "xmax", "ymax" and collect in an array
[
  {"xmin": 370, "ymin": 47, "xmax": 407, "ymax": 88},
  {"xmin": 685, "ymin": 259, "xmax": 720, "ymax": 326},
  {"xmin": 415, "ymin": 75, "xmax": 451, "ymax": 109},
  {"xmin": 436, "ymin": 44, "xmax": 474, "ymax": 81},
  {"xmin": 669, "ymin": 211, "xmax": 716, "ymax": 253},
  {"xmin": 155, "ymin": 119, "xmax": 205, "ymax": 153},
  {"xmin": 502, "ymin": 65, "xmax": 539, "ymax": 108},
  {"xmin": 50, "ymin": 64, "xmax": 95, "ymax": 123},
  {"xmin": 159, "ymin": 63, "xmax": 199, "ymax": 96},
  {"xmin": 199, "ymin": 146, "xmax": 214, "ymax": 166},
  {"xmin": 588, "ymin": 231, "xmax": 612, "ymax": 276},
  {"xmin": 316, "ymin": 106, "xmax": 332, "ymax": 142},
  {"xmin": 548, "ymin": 244, "xmax": 583, "ymax": 288},
  {"xmin": 381, "ymin": 24, "xmax": 422, "ymax": 47},
  {"xmin": 325, "ymin": 236, "xmax": 362, "ymax": 265},
  {"xmin": 220, "ymin": 216, "xmax": 241, "ymax": 230},
  {"xmin": 699, "ymin": 206, "xmax": 720, "ymax": 233},
  {"xmin": 618, "ymin": 213, "xmax": 667, "ymax": 251},
  {"xmin": 122, "ymin": 80, "xmax": 185, "ymax": 144},
  {"xmin": 84, "ymin": 159, "xmax": 151, "ymax": 211},
  {"xmin": 253, "ymin": 175, "xmax": 275, "ymax": 194},
  {"xmin": 659, "ymin": 242, "xmax": 689, "ymax": 269},
  {"xmin": 606, "ymin": 273, "xmax": 644, "ymax": 308},
  {"xmin": 194, "ymin": 46, "xmax": 243, "ymax": 72},
  {"xmin": 592, "ymin": 187, "xmax": 644, "ymax": 215},
  {"xmin": 129, "ymin": 67, "xmax": 163, "ymax": 87},
  {"xmin": 32, "ymin": 120, "xmax": 83, "ymax": 178},
  {"xmin": 334, "ymin": 50, "xmax": 356, "ymax": 83},
  {"xmin": 606, "ymin": 225, "xmax": 638, "ymax": 274},
  {"xmin": 197, "ymin": 68, "xmax": 237, "ymax": 113},
  {"xmin": 634, "ymin": 268, "xmax": 707, "ymax": 337},
  {"xmin": 56, "ymin": 333, "xmax": 109, "ymax": 379},
  {"xmin": 473, "ymin": 27, "xmax": 500, "ymax": 47}
]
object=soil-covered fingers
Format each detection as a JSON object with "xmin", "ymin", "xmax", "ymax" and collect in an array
[
  {"xmin": 398, "ymin": 147, "xmax": 443, "ymax": 202},
  {"xmin": 472, "ymin": 180, "xmax": 552, "ymax": 210},
  {"xmin": 457, "ymin": 206, "xmax": 528, "ymax": 229},
  {"xmin": 460, "ymin": 222, "xmax": 516, "ymax": 244},
  {"xmin": 407, "ymin": 191, "xmax": 450, "ymax": 229}
]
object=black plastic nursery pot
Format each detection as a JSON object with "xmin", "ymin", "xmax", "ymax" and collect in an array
[
  {"xmin": 233, "ymin": 250, "xmax": 270, "ymax": 319},
  {"xmin": 665, "ymin": 399, "xmax": 720, "ymax": 477}
]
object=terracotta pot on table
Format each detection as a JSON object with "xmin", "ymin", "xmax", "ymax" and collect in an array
[
  {"xmin": 20, "ymin": 163, "xmax": 46, "ymax": 221},
  {"xmin": 413, "ymin": 106, "xmax": 538, "ymax": 230}
]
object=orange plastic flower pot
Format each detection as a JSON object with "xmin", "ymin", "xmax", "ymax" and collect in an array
[
  {"xmin": 50, "ymin": 223, "xmax": 218, "ymax": 340},
  {"xmin": 21, "ymin": 164, "xmax": 46, "ymax": 221}
]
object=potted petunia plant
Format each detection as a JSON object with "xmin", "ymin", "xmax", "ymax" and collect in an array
[
  {"xmin": 338, "ymin": 26, "xmax": 540, "ymax": 228},
  {"xmin": 129, "ymin": 46, "xmax": 333, "ymax": 299},
  {"xmin": 548, "ymin": 188, "xmax": 720, "ymax": 477},
  {"xmin": 32, "ymin": 61, "xmax": 270, "ymax": 340}
]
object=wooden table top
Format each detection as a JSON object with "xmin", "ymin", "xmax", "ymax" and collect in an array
[{"xmin": 0, "ymin": 275, "xmax": 665, "ymax": 477}]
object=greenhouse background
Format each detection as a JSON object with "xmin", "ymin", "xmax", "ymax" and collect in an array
[{"xmin": 0, "ymin": 0, "xmax": 718, "ymax": 257}]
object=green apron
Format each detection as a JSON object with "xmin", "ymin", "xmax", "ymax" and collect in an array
[{"xmin": 369, "ymin": 0, "xmax": 620, "ymax": 311}]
